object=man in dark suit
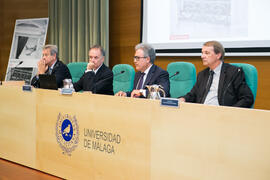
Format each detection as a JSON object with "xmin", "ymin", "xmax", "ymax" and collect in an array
[
  {"xmin": 73, "ymin": 45, "xmax": 113, "ymax": 95},
  {"xmin": 31, "ymin": 45, "xmax": 71, "ymax": 88},
  {"xmin": 180, "ymin": 41, "xmax": 254, "ymax": 108},
  {"xmin": 115, "ymin": 43, "xmax": 170, "ymax": 98}
]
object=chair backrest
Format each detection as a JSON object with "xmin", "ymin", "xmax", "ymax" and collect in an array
[
  {"xmin": 67, "ymin": 62, "xmax": 88, "ymax": 83},
  {"xmin": 112, "ymin": 64, "xmax": 135, "ymax": 94},
  {"xmin": 167, "ymin": 62, "xmax": 196, "ymax": 98},
  {"xmin": 230, "ymin": 63, "xmax": 258, "ymax": 106}
]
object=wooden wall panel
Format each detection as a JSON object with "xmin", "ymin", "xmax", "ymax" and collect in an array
[
  {"xmin": 109, "ymin": 0, "xmax": 270, "ymax": 110},
  {"xmin": 109, "ymin": 0, "xmax": 141, "ymax": 67}
]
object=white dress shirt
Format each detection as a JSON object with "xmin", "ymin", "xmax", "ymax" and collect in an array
[
  {"xmin": 204, "ymin": 62, "xmax": 223, "ymax": 106},
  {"xmin": 138, "ymin": 64, "xmax": 153, "ymax": 97}
]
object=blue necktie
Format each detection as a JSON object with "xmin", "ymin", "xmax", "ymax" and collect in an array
[{"xmin": 48, "ymin": 67, "xmax": 53, "ymax": 75}]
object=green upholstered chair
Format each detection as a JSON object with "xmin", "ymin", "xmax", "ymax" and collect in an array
[
  {"xmin": 67, "ymin": 62, "xmax": 88, "ymax": 83},
  {"xmin": 167, "ymin": 62, "xmax": 196, "ymax": 98},
  {"xmin": 230, "ymin": 63, "xmax": 258, "ymax": 106},
  {"xmin": 112, "ymin": 64, "xmax": 135, "ymax": 94}
]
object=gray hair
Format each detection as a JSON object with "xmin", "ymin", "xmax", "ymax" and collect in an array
[
  {"xmin": 43, "ymin": 44, "xmax": 58, "ymax": 57},
  {"xmin": 135, "ymin": 43, "xmax": 156, "ymax": 64},
  {"xmin": 90, "ymin": 45, "xmax": 105, "ymax": 57},
  {"xmin": 203, "ymin": 41, "xmax": 225, "ymax": 61}
]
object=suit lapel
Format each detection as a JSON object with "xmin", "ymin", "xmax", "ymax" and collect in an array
[
  {"xmin": 218, "ymin": 63, "xmax": 227, "ymax": 100},
  {"xmin": 143, "ymin": 64, "xmax": 155, "ymax": 88},
  {"xmin": 199, "ymin": 68, "xmax": 210, "ymax": 103},
  {"xmin": 133, "ymin": 72, "xmax": 141, "ymax": 90},
  {"xmin": 95, "ymin": 64, "xmax": 104, "ymax": 78}
]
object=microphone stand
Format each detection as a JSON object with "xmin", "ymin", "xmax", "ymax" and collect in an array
[{"xmin": 169, "ymin": 71, "xmax": 180, "ymax": 79}]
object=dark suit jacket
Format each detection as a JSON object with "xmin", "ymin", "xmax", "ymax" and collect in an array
[
  {"xmin": 127, "ymin": 64, "xmax": 170, "ymax": 97},
  {"xmin": 31, "ymin": 60, "xmax": 71, "ymax": 88},
  {"xmin": 73, "ymin": 64, "xmax": 113, "ymax": 95},
  {"xmin": 182, "ymin": 63, "xmax": 254, "ymax": 108}
]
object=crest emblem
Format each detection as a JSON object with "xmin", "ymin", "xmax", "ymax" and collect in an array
[{"xmin": 56, "ymin": 113, "xmax": 79, "ymax": 155}]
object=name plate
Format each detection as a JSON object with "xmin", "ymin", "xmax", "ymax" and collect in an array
[
  {"xmin": 160, "ymin": 98, "xmax": 179, "ymax": 107},
  {"xmin": 22, "ymin": 85, "xmax": 32, "ymax": 92},
  {"xmin": 60, "ymin": 88, "xmax": 74, "ymax": 95}
]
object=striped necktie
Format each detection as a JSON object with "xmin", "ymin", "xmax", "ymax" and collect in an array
[
  {"xmin": 48, "ymin": 67, "xmax": 53, "ymax": 75},
  {"xmin": 136, "ymin": 72, "xmax": 145, "ymax": 89}
]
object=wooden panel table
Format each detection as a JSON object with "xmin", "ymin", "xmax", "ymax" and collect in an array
[{"xmin": 0, "ymin": 86, "xmax": 270, "ymax": 179}]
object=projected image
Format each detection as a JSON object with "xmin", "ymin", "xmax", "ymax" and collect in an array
[
  {"xmin": 170, "ymin": 0, "xmax": 248, "ymax": 40},
  {"xmin": 15, "ymin": 36, "xmax": 39, "ymax": 59},
  {"xmin": 10, "ymin": 19, "xmax": 48, "ymax": 60},
  {"xmin": 6, "ymin": 18, "xmax": 48, "ymax": 81},
  {"xmin": 142, "ymin": 0, "xmax": 270, "ymax": 55}
]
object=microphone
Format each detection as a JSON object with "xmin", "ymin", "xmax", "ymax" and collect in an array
[
  {"xmin": 92, "ymin": 70, "xmax": 125, "ymax": 94},
  {"xmin": 4, "ymin": 61, "xmax": 23, "ymax": 81},
  {"xmin": 114, "ymin": 70, "xmax": 125, "ymax": 77},
  {"xmin": 169, "ymin": 71, "xmax": 179, "ymax": 79},
  {"xmin": 221, "ymin": 68, "xmax": 241, "ymax": 105}
]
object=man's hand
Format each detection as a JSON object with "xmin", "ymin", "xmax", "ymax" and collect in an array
[
  {"xmin": 179, "ymin": 97, "xmax": 186, "ymax": 102},
  {"xmin": 131, "ymin": 89, "xmax": 142, "ymax": 98},
  {"xmin": 115, "ymin": 91, "xmax": 127, "ymax": 97},
  {"xmin": 37, "ymin": 59, "xmax": 48, "ymax": 75},
  {"xmin": 87, "ymin": 62, "xmax": 95, "ymax": 71}
]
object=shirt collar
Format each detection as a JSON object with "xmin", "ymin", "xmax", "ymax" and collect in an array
[
  {"xmin": 94, "ymin": 63, "xmax": 103, "ymax": 74},
  {"xmin": 212, "ymin": 61, "xmax": 222, "ymax": 75},
  {"xmin": 143, "ymin": 64, "xmax": 153, "ymax": 76},
  {"xmin": 50, "ymin": 60, "xmax": 57, "ymax": 70}
]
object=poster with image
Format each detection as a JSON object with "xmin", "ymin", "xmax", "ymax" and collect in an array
[{"xmin": 5, "ymin": 18, "xmax": 49, "ymax": 84}]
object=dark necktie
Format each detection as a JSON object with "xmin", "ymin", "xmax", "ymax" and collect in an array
[
  {"xmin": 201, "ymin": 70, "xmax": 214, "ymax": 103},
  {"xmin": 47, "ymin": 67, "xmax": 53, "ymax": 75},
  {"xmin": 136, "ymin": 72, "xmax": 145, "ymax": 89}
]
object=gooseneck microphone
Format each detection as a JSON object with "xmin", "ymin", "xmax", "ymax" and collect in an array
[
  {"xmin": 221, "ymin": 68, "xmax": 241, "ymax": 105},
  {"xmin": 169, "ymin": 71, "xmax": 180, "ymax": 79},
  {"xmin": 93, "ymin": 70, "xmax": 125, "ymax": 93},
  {"xmin": 114, "ymin": 70, "xmax": 125, "ymax": 77}
]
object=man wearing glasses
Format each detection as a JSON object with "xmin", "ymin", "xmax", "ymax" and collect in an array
[
  {"xmin": 115, "ymin": 43, "xmax": 170, "ymax": 98},
  {"xmin": 73, "ymin": 45, "xmax": 113, "ymax": 95}
]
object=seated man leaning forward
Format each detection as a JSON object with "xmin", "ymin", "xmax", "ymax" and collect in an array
[
  {"xmin": 115, "ymin": 43, "xmax": 170, "ymax": 98},
  {"xmin": 31, "ymin": 44, "xmax": 71, "ymax": 88},
  {"xmin": 179, "ymin": 40, "xmax": 254, "ymax": 108},
  {"xmin": 73, "ymin": 45, "xmax": 113, "ymax": 95}
]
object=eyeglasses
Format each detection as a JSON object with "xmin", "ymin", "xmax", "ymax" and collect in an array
[{"xmin": 134, "ymin": 56, "xmax": 147, "ymax": 61}]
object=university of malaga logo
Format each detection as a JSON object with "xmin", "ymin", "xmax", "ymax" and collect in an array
[{"xmin": 56, "ymin": 113, "xmax": 79, "ymax": 155}]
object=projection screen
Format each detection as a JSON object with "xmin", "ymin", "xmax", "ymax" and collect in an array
[{"xmin": 141, "ymin": 0, "xmax": 270, "ymax": 56}]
